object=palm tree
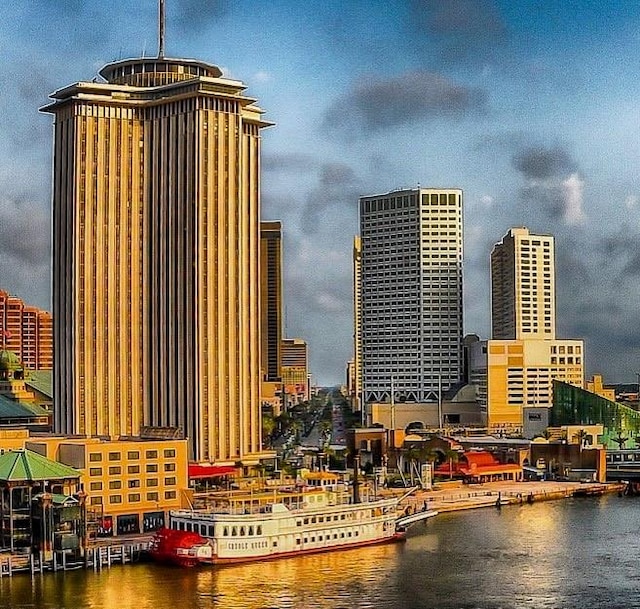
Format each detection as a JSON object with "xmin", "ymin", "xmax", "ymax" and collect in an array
[{"xmin": 444, "ymin": 448, "xmax": 460, "ymax": 480}]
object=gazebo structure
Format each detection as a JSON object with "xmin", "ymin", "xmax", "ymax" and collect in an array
[{"xmin": 0, "ymin": 449, "xmax": 84, "ymax": 553}]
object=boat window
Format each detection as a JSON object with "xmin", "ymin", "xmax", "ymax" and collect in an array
[
  {"xmin": 319, "ymin": 517, "xmax": 324, "ymax": 523},
  {"xmin": 186, "ymin": 523, "xmax": 192, "ymax": 532},
  {"xmin": 257, "ymin": 526, "xmax": 262, "ymax": 535},
  {"xmin": 208, "ymin": 525, "xmax": 214, "ymax": 537},
  {"xmin": 272, "ymin": 541, "xmax": 278, "ymax": 547},
  {"xmin": 232, "ymin": 527, "xmax": 237, "ymax": 536},
  {"xmin": 178, "ymin": 522, "xmax": 184, "ymax": 531},
  {"xmin": 304, "ymin": 518, "xmax": 309, "ymax": 525},
  {"xmin": 340, "ymin": 515, "xmax": 345, "ymax": 520},
  {"xmin": 240, "ymin": 527, "xmax": 246, "ymax": 536},
  {"xmin": 311, "ymin": 517, "xmax": 316, "ymax": 523},
  {"xmin": 223, "ymin": 527, "xmax": 229, "ymax": 536},
  {"xmin": 296, "ymin": 520, "xmax": 302, "ymax": 527},
  {"xmin": 296, "ymin": 538, "xmax": 301, "ymax": 545}
]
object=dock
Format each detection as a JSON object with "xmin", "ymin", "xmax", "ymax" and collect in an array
[{"xmin": 0, "ymin": 539, "xmax": 151, "ymax": 578}]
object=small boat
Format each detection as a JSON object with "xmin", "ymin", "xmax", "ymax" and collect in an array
[{"xmin": 149, "ymin": 527, "xmax": 213, "ymax": 567}]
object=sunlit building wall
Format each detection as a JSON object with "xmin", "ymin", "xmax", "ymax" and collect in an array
[{"xmin": 42, "ymin": 57, "xmax": 272, "ymax": 463}]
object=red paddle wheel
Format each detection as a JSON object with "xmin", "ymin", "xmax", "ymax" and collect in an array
[{"xmin": 149, "ymin": 527, "xmax": 212, "ymax": 567}]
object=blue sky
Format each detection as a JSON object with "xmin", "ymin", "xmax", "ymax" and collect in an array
[{"xmin": 1, "ymin": 0, "xmax": 640, "ymax": 386}]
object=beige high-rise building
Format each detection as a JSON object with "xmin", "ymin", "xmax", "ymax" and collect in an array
[
  {"xmin": 42, "ymin": 56, "xmax": 272, "ymax": 464},
  {"xmin": 491, "ymin": 227, "xmax": 555, "ymax": 340},
  {"xmin": 472, "ymin": 227, "xmax": 584, "ymax": 433}
]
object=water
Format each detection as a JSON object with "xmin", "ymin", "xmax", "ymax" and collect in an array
[{"xmin": 2, "ymin": 495, "xmax": 638, "ymax": 609}]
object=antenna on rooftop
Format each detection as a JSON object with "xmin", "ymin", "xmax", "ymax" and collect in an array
[{"xmin": 158, "ymin": 0, "xmax": 166, "ymax": 58}]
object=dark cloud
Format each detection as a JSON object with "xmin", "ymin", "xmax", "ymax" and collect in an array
[
  {"xmin": 324, "ymin": 71, "xmax": 487, "ymax": 135},
  {"xmin": 172, "ymin": 0, "xmax": 229, "ymax": 34},
  {"xmin": 410, "ymin": 0, "xmax": 507, "ymax": 63},
  {"xmin": 301, "ymin": 163, "xmax": 359, "ymax": 234},
  {"xmin": 513, "ymin": 145, "xmax": 577, "ymax": 180},
  {"xmin": 0, "ymin": 200, "xmax": 50, "ymax": 266},
  {"xmin": 263, "ymin": 153, "xmax": 318, "ymax": 173}
]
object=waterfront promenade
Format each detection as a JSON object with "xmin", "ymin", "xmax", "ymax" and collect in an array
[{"xmin": 395, "ymin": 479, "xmax": 625, "ymax": 513}]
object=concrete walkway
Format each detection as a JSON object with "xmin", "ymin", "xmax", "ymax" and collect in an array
[{"xmin": 393, "ymin": 480, "xmax": 624, "ymax": 514}]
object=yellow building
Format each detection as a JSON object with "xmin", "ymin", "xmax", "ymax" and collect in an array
[
  {"xmin": 585, "ymin": 374, "xmax": 616, "ymax": 402},
  {"xmin": 42, "ymin": 55, "xmax": 272, "ymax": 464},
  {"xmin": 470, "ymin": 339, "xmax": 584, "ymax": 433},
  {"xmin": 24, "ymin": 435, "xmax": 189, "ymax": 537}
]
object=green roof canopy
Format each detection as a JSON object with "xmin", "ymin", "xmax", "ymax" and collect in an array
[{"xmin": 0, "ymin": 449, "xmax": 80, "ymax": 482}]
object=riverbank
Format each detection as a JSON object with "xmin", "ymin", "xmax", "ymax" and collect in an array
[{"xmin": 396, "ymin": 480, "xmax": 625, "ymax": 513}]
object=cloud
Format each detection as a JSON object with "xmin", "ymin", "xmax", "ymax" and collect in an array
[
  {"xmin": 324, "ymin": 71, "xmax": 487, "ymax": 135},
  {"xmin": 513, "ymin": 145, "xmax": 577, "ymax": 180},
  {"xmin": 409, "ymin": 0, "xmax": 507, "ymax": 63},
  {"xmin": 512, "ymin": 144, "xmax": 585, "ymax": 225},
  {"xmin": 561, "ymin": 173, "xmax": 586, "ymax": 225},
  {"xmin": 263, "ymin": 152, "xmax": 318, "ymax": 173},
  {"xmin": 300, "ymin": 162, "xmax": 360, "ymax": 234},
  {"xmin": 172, "ymin": 0, "xmax": 229, "ymax": 34}
]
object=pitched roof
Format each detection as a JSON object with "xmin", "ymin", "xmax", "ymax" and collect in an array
[
  {"xmin": 26, "ymin": 370, "xmax": 53, "ymax": 399},
  {"xmin": 0, "ymin": 394, "xmax": 49, "ymax": 419},
  {"xmin": 0, "ymin": 449, "xmax": 81, "ymax": 482}
]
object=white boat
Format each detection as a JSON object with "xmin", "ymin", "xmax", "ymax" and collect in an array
[{"xmin": 166, "ymin": 472, "xmax": 404, "ymax": 565}]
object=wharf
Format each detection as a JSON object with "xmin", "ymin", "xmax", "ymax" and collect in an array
[
  {"xmin": 395, "ymin": 480, "xmax": 625, "ymax": 514},
  {"xmin": 0, "ymin": 537, "xmax": 152, "ymax": 578}
]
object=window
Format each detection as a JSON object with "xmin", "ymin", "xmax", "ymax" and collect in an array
[
  {"xmin": 89, "ymin": 482, "xmax": 102, "ymax": 491},
  {"xmin": 90, "ymin": 497, "xmax": 102, "ymax": 506},
  {"xmin": 128, "ymin": 479, "xmax": 141, "ymax": 488},
  {"xmin": 146, "ymin": 450, "xmax": 158, "ymax": 459},
  {"xmin": 109, "ymin": 495, "xmax": 122, "ymax": 504},
  {"xmin": 165, "ymin": 477, "xmax": 176, "ymax": 486},
  {"xmin": 146, "ymin": 492, "xmax": 159, "ymax": 501},
  {"xmin": 146, "ymin": 464, "xmax": 158, "ymax": 473},
  {"xmin": 165, "ymin": 490, "xmax": 177, "ymax": 500},
  {"xmin": 89, "ymin": 468, "xmax": 102, "ymax": 476},
  {"xmin": 147, "ymin": 478, "xmax": 158, "ymax": 487},
  {"xmin": 128, "ymin": 493, "xmax": 141, "ymax": 502},
  {"xmin": 128, "ymin": 465, "xmax": 140, "ymax": 474},
  {"xmin": 109, "ymin": 466, "xmax": 121, "ymax": 475},
  {"xmin": 89, "ymin": 453, "xmax": 102, "ymax": 462},
  {"xmin": 108, "ymin": 452, "xmax": 121, "ymax": 461},
  {"xmin": 164, "ymin": 463, "xmax": 176, "ymax": 472},
  {"xmin": 163, "ymin": 449, "xmax": 176, "ymax": 458},
  {"xmin": 109, "ymin": 480, "xmax": 122, "ymax": 490},
  {"xmin": 127, "ymin": 451, "xmax": 140, "ymax": 460}
]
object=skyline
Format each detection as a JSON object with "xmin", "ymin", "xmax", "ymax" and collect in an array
[{"xmin": 1, "ymin": 1, "xmax": 640, "ymax": 385}]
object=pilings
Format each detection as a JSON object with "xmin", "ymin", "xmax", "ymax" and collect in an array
[{"xmin": 0, "ymin": 541, "xmax": 151, "ymax": 578}]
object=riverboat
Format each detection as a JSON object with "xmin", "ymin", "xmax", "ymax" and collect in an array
[{"xmin": 160, "ymin": 472, "xmax": 406, "ymax": 565}]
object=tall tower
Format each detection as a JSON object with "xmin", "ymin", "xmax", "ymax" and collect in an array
[
  {"xmin": 259, "ymin": 221, "xmax": 283, "ymax": 382},
  {"xmin": 42, "ymin": 54, "xmax": 272, "ymax": 463},
  {"xmin": 491, "ymin": 227, "xmax": 556, "ymax": 340},
  {"xmin": 359, "ymin": 188, "xmax": 464, "ymax": 404}
]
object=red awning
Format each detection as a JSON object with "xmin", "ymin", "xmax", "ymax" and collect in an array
[{"xmin": 188, "ymin": 464, "xmax": 237, "ymax": 479}]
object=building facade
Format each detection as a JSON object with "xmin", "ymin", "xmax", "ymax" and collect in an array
[
  {"xmin": 472, "ymin": 227, "xmax": 583, "ymax": 433},
  {"xmin": 469, "ymin": 338, "xmax": 584, "ymax": 433},
  {"xmin": 259, "ymin": 221, "xmax": 283, "ymax": 383},
  {"xmin": 0, "ymin": 290, "xmax": 52, "ymax": 371},
  {"xmin": 42, "ymin": 57, "xmax": 272, "ymax": 464},
  {"xmin": 352, "ymin": 236, "xmax": 362, "ymax": 411},
  {"xmin": 491, "ymin": 227, "xmax": 556, "ymax": 340},
  {"xmin": 281, "ymin": 338, "xmax": 309, "ymax": 403},
  {"xmin": 358, "ymin": 188, "xmax": 464, "ymax": 405}
]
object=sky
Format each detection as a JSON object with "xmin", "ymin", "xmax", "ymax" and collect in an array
[{"xmin": 1, "ymin": 0, "xmax": 640, "ymax": 386}]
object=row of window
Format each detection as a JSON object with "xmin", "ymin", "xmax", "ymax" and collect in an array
[
  {"xmin": 89, "ymin": 463, "xmax": 176, "ymax": 475},
  {"xmin": 89, "ymin": 449, "xmax": 176, "ymax": 462}
]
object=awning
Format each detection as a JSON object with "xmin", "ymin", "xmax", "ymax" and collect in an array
[{"xmin": 188, "ymin": 464, "xmax": 237, "ymax": 479}]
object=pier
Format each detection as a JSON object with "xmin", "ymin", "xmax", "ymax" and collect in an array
[{"xmin": 0, "ymin": 539, "xmax": 151, "ymax": 578}]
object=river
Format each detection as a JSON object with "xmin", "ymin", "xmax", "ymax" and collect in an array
[{"xmin": 1, "ymin": 494, "xmax": 638, "ymax": 609}]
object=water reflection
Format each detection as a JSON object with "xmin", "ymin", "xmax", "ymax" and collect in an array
[{"xmin": 2, "ymin": 496, "xmax": 639, "ymax": 609}]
